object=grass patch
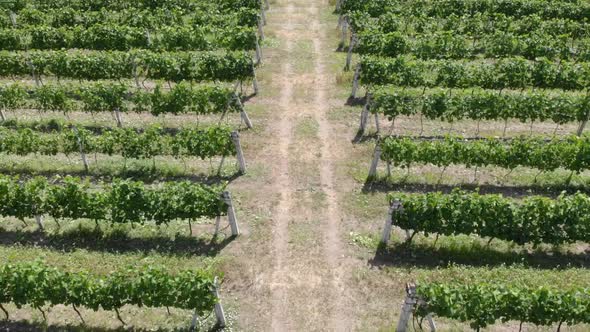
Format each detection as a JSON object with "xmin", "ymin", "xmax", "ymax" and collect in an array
[
  {"xmin": 293, "ymin": 40, "xmax": 314, "ymax": 74},
  {"xmin": 295, "ymin": 115, "xmax": 319, "ymax": 139},
  {"xmin": 349, "ymin": 232, "xmax": 380, "ymax": 249}
]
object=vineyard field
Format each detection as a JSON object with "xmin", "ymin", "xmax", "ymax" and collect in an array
[
  {"xmin": 0, "ymin": 0, "xmax": 267, "ymax": 329},
  {"xmin": 1, "ymin": 0, "xmax": 590, "ymax": 330},
  {"xmin": 339, "ymin": 0, "xmax": 590, "ymax": 330}
]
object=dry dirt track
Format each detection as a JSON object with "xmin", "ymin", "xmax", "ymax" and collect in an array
[
  {"xmin": 267, "ymin": 0, "xmax": 351, "ymax": 330},
  {"xmin": 233, "ymin": 0, "xmax": 358, "ymax": 330},
  {"xmin": 221, "ymin": 1, "xmax": 590, "ymax": 331}
]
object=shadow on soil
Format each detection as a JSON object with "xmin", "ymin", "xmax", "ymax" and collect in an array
[
  {"xmin": 0, "ymin": 320, "xmax": 223, "ymax": 332},
  {"xmin": 345, "ymin": 95, "xmax": 366, "ymax": 106},
  {"xmin": 352, "ymin": 132, "xmax": 560, "ymax": 144},
  {"xmin": 370, "ymin": 241, "xmax": 590, "ymax": 269},
  {"xmin": 361, "ymin": 178, "xmax": 590, "ymax": 198},
  {"xmin": 0, "ymin": 226, "xmax": 235, "ymax": 257},
  {"xmin": 0, "ymin": 119, "xmax": 253, "ymax": 136},
  {"xmin": 352, "ymin": 131, "xmax": 379, "ymax": 144},
  {"xmin": 0, "ymin": 167, "xmax": 242, "ymax": 185}
]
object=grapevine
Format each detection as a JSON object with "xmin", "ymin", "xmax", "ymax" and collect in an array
[
  {"xmin": 415, "ymin": 282, "xmax": 590, "ymax": 330},
  {"xmin": 338, "ymin": 0, "xmax": 590, "ymax": 21},
  {"xmin": 0, "ymin": 82, "xmax": 242, "ymax": 116},
  {"xmin": 0, "ymin": 7, "xmax": 259, "ymax": 30},
  {"xmin": 388, "ymin": 189, "xmax": 590, "ymax": 246},
  {"xmin": 359, "ymin": 56, "xmax": 590, "ymax": 90},
  {"xmin": 0, "ymin": 125, "xmax": 237, "ymax": 159},
  {"xmin": 0, "ymin": 261, "xmax": 218, "ymax": 320},
  {"xmin": 348, "ymin": 12, "xmax": 590, "ymax": 39},
  {"xmin": 0, "ymin": 175, "xmax": 228, "ymax": 225},
  {"xmin": 370, "ymin": 86, "xmax": 590, "ymax": 124},
  {"xmin": 0, "ymin": 50, "xmax": 255, "ymax": 82},
  {"xmin": 354, "ymin": 30, "xmax": 590, "ymax": 61},
  {"xmin": 2, "ymin": 0, "xmax": 262, "ymax": 12},
  {"xmin": 380, "ymin": 135, "xmax": 590, "ymax": 173},
  {"xmin": 0, "ymin": 24, "xmax": 258, "ymax": 51}
]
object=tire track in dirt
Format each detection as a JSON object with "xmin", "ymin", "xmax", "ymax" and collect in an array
[
  {"xmin": 270, "ymin": 2, "xmax": 294, "ymax": 331},
  {"xmin": 311, "ymin": 5, "xmax": 351, "ymax": 331}
]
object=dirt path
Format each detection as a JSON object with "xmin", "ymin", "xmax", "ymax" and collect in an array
[
  {"xmin": 264, "ymin": 0, "xmax": 352, "ymax": 330},
  {"xmin": 269, "ymin": 2, "xmax": 294, "ymax": 330},
  {"xmin": 312, "ymin": 9, "xmax": 350, "ymax": 332},
  {"xmin": 227, "ymin": 0, "xmax": 590, "ymax": 331}
]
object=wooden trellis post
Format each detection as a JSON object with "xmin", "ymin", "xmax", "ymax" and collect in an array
[
  {"xmin": 252, "ymin": 67, "xmax": 259, "ymax": 95},
  {"xmin": 72, "ymin": 126, "xmax": 89, "ymax": 172},
  {"xmin": 189, "ymin": 277, "xmax": 227, "ymax": 331},
  {"xmin": 35, "ymin": 215, "xmax": 44, "ymax": 230},
  {"xmin": 345, "ymin": 33, "xmax": 357, "ymax": 71},
  {"xmin": 350, "ymin": 63, "xmax": 361, "ymax": 99},
  {"xmin": 578, "ymin": 91, "xmax": 590, "ymax": 135},
  {"xmin": 213, "ymin": 278, "xmax": 227, "ymax": 328},
  {"xmin": 396, "ymin": 284, "xmax": 437, "ymax": 332},
  {"xmin": 231, "ymin": 131, "xmax": 247, "ymax": 174},
  {"xmin": 132, "ymin": 56, "xmax": 140, "ymax": 89},
  {"xmin": 9, "ymin": 11, "xmax": 16, "ymax": 27},
  {"xmin": 145, "ymin": 30, "xmax": 152, "ymax": 47},
  {"xmin": 258, "ymin": 18, "xmax": 265, "ymax": 40},
  {"xmin": 386, "ymin": 161, "xmax": 392, "ymax": 177},
  {"xmin": 236, "ymin": 96, "xmax": 253, "ymax": 129},
  {"xmin": 368, "ymin": 143, "xmax": 382, "ymax": 178},
  {"xmin": 359, "ymin": 102, "xmax": 370, "ymax": 135},
  {"xmin": 577, "ymin": 111, "xmax": 589, "ymax": 136},
  {"xmin": 220, "ymin": 93, "xmax": 252, "ymax": 129},
  {"xmin": 189, "ymin": 312, "xmax": 200, "ymax": 332},
  {"xmin": 113, "ymin": 107, "xmax": 123, "ymax": 127},
  {"xmin": 359, "ymin": 111, "xmax": 369, "ymax": 134},
  {"xmin": 360, "ymin": 93, "xmax": 378, "ymax": 136},
  {"xmin": 374, "ymin": 113, "xmax": 381, "ymax": 133},
  {"xmin": 255, "ymin": 37, "xmax": 263, "ymax": 65},
  {"xmin": 381, "ymin": 199, "xmax": 403, "ymax": 244},
  {"xmin": 396, "ymin": 284, "xmax": 417, "ymax": 332},
  {"xmin": 340, "ymin": 17, "xmax": 348, "ymax": 46},
  {"xmin": 577, "ymin": 121, "xmax": 587, "ymax": 136},
  {"xmin": 26, "ymin": 60, "xmax": 41, "ymax": 87},
  {"xmin": 260, "ymin": 8, "xmax": 266, "ymax": 25},
  {"xmin": 222, "ymin": 191, "xmax": 240, "ymax": 236}
]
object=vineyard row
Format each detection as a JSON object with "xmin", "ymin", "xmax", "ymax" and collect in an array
[
  {"xmin": 0, "ymin": 125, "xmax": 237, "ymax": 160},
  {"xmin": 0, "ymin": 7, "xmax": 260, "ymax": 30},
  {"xmin": 386, "ymin": 189, "xmax": 590, "ymax": 245},
  {"xmin": 377, "ymin": 135, "xmax": 590, "ymax": 173},
  {"xmin": 0, "ymin": 24, "xmax": 258, "ymax": 52},
  {"xmin": 0, "ymin": 82, "xmax": 244, "ymax": 117},
  {"xmin": 0, "ymin": 50, "xmax": 255, "ymax": 82},
  {"xmin": 0, "ymin": 175, "xmax": 228, "ymax": 226},
  {"xmin": 347, "ymin": 11, "xmax": 590, "ymax": 39},
  {"xmin": 354, "ymin": 30, "xmax": 590, "ymax": 61},
  {"xmin": 0, "ymin": 261, "xmax": 219, "ymax": 323},
  {"xmin": 413, "ymin": 282, "xmax": 590, "ymax": 330},
  {"xmin": 2, "ymin": 0, "xmax": 263, "ymax": 13},
  {"xmin": 338, "ymin": 0, "xmax": 590, "ymax": 21},
  {"xmin": 368, "ymin": 86, "xmax": 590, "ymax": 125},
  {"xmin": 358, "ymin": 56, "xmax": 590, "ymax": 91}
]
